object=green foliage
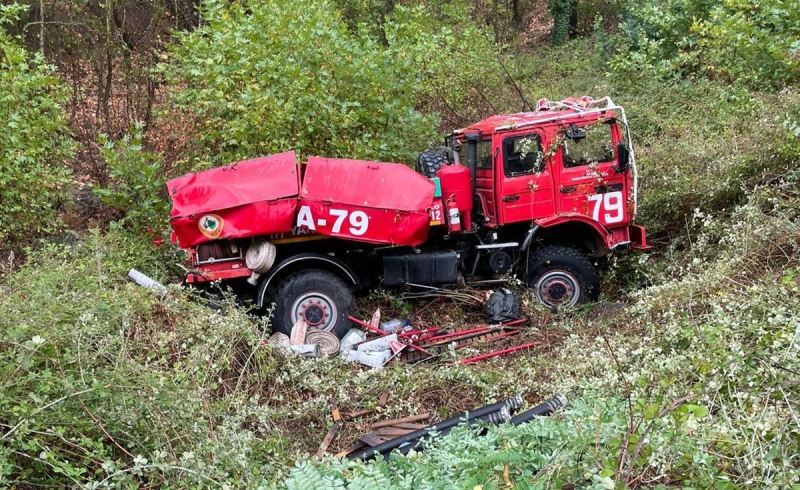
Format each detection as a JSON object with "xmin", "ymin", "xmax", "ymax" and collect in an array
[
  {"xmin": 94, "ymin": 124, "xmax": 169, "ymax": 233},
  {"xmin": 0, "ymin": 230, "xmax": 271, "ymax": 486},
  {"xmin": 548, "ymin": 0, "xmax": 574, "ymax": 46},
  {"xmin": 0, "ymin": 4, "xmax": 74, "ymax": 246},
  {"xmin": 161, "ymin": 0, "xmax": 439, "ymax": 167},
  {"xmin": 612, "ymin": 0, "xmax": 800, "ymax": 89},
  {"xmin": 383, "ymin": 2, "xmax": 507, "ymax": 125}
]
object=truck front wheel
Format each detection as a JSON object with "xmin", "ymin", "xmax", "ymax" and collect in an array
[
  {"xmin": 272, "ymin": 269, "xmax": 355, "ymax": 339},
  {"xmin": 527, "ymin": 245, "xmax": 600, "ymax": 308}
]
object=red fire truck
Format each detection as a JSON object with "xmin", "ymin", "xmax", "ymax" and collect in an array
[{"xmin": 167, "ymin": 96, "xmax": 648, "ymax": 338}]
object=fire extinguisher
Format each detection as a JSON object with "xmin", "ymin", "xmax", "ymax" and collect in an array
[{"xmin": 446, "ymin": 199, "xmax": 461, "ymax": 233}]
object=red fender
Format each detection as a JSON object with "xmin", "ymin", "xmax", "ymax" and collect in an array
[{"xmin": 534, "ymin": 213, "xmax": 613, "ymax": 249}]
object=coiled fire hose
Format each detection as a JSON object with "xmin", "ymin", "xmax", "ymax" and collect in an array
[{"xmin": 245, "ymin": 241, "xmax": 276, "ymax": 285}]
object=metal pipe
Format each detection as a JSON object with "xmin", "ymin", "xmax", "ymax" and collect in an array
[
  {"xmin": 460, "ymin": 341, "xmax": 537, "ymax": 365},
  {"xmin": 394, "ymin": 405, "xmax": 512, "ymax": 456},
  {"xmin": 348, "ymin": 395, "xmax": 524, "ymax": 461},
  {"xmin": 509, "ymin": 394, "xmax": 567, "ymax": 425}
]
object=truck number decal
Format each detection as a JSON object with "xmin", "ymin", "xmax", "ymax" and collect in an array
[
  {"xmin": 297, "ymin": 205, "xmax": 369, "ymax": 236},
  {"xmin": 588, "ymin": 191, "xmax": 624, "ymax": 224}
]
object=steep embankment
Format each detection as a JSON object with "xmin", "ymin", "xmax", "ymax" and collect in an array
[{"xmin": 1, "ymin": 32, "xmax": 798, "ymax": 490}]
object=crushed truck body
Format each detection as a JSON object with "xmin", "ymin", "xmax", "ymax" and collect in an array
[
  {"xmin": 168, "ymin": 151, "xmax": 435, "ymax": 248},
  {"xmin": 167, "ymin": 96, "xmax": 649, "ymax": 339}
]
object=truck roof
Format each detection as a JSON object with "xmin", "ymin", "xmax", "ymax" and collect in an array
[{"xmin": 454, "ymin": 96, "xmax": 620, "ymax": 135}]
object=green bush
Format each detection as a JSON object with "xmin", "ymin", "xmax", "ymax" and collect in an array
[
  {"xmin": 161, "ymin": 0, "xmax": 439, "ymax": 167},
  {"xmin": 0, "ymin": 4, "xmax": 74, "ymax": 246},
  {"xmin": 612, "ymin": 0, "xmax": 800, "ymax": 90},
  {"xmin": 94, "ymin": 124, "xmax": 169, "ymax": 234}
]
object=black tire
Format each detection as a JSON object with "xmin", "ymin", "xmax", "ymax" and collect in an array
[
  {"xmin": 417, "ymin": 150, "xmax": 451, "ymax": 178},
  {"xmin": 527, "ymin": 245, "xmax": 600, "ymax": 308},
  {"xmin": 272, "ymin": 269, "xmax": 355, "ymax": 339}
]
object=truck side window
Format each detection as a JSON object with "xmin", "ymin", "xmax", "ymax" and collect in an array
[
  {"xmin": 503, "ymin": 134, "xmax": 543, "ymax": 177},
  {"xmin": 457, "ymin": 139, "xmax": 493, "ymax": 169},
  {"xmin": 563, "ymin": 125, "xmax": 614, "ymax": 168}
]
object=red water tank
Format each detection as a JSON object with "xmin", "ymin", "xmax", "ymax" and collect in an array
[{"xmin": 438, "ymin": 165, "xmax": 473, "ymax": 231}]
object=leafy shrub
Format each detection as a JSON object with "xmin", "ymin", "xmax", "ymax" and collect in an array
[
  {"xmin": 94, "ymin": 124, "xmax": 169, "ymax": 234},
  {"xmin": 161, "ymin": 0, "xmax": 439, "ymax": 167},
  {"xmin": 612, "ymin": 0, "xmax": 800, "ymax": 90},
  {"xmin": 0, "ymin": 4, "xmax": 74, "ymax": 246}
]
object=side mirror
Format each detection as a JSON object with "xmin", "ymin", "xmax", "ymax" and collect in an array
[
  {"xmin": 616, "ymin": 143, "xmax": 630, "ymax": 172},
  {"xmin": 565, "ymin": 123, "xmax": 586, "ymax": 140}
]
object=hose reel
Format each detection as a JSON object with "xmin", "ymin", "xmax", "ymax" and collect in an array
[{"xmin": 245, "ymin": 240, "xmax": 276, "ymax": 285}]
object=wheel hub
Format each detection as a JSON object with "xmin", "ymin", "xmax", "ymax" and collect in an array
[
  {"xmin": 535, "ymin": 270, "xmax": 581, "ymax": 307},
  {"xmin": 291, "ymin": 292, "xmax": 337, "ymax": 330}
]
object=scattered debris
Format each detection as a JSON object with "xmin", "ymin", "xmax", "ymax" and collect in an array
[
  {"xmin": 347, "ymin": 315, "xmax": 386, "ymax": 336},
  {"xmin": 345, "ymin": 349, "xmax": 391, "ymax": 369},
  {"xmin": 356, "ymin": 333, "xmax": 398, "ymax": 353},
  {"xmin": 127, "ymin": 268, "xmax": 167, "ymax": 297},
  {"xmin": 348, "ymin": 397, "xmax": 522, "ymax": 460},
  {"xmin": 315, "ymin": 399, "xmax": 345, "ymax": 459},
  {"xmin": 339, "ymin": 328, "xmax": 366, "ymax": 352},
  {"xmin": 377, "ymin": 391, "xmax": 389, "ymax": 407},
  {"xmin": 380, "ymin": 318, "xmax": 409, "ymax": 334},
  {"xmin": 290, "ymin": 344, "xmax": 321, "ymax": 358},
  {"xmin": 369, "ymin": 308, "xmax": 381, "ymax": 330},
  {"xmin": 290, "ymin": 319, "xmax": 308, "ymax": 346},
  {"xmin": 343, "ymin": 309, "xmax": 540, "ymax": 367},
  {"xmin": 370, "ymin": 413, "xmax": 430, "ymax": 429},
  {"xmin": 484, "ymin": 288, "xmax": 520, "ymax": 322},
  {"xmin": 346, "ymin": 394, "xmax": 566, "ymax": 461},
  {"xmin": 344, "ymin": 408, "xmax": 374, "ymax": 419},
  {"xmin": 305, "ymin": 330, "xmax": 340, "ymax": 357},
  {"xmin": 460, "ymin": 342, "xmax": 538, "ymax": 365}
]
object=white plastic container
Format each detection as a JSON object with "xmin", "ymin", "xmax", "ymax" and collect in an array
[
  {"xmin": 357, "ymin": 334, "xmax": 399, "ymax": 353},
  {"xmin": 340, "ymin": 328, "xmax": 367, "ymax": 351}
]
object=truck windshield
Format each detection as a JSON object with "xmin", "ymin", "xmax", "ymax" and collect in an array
[{"xmin": 563, "ymin": 125, "xmax": 614, "ymax": 168}]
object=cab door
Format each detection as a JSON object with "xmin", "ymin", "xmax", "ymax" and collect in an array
[
  {"xmin": 460, "ymin": 138, "xmax": 498, "ymax": 226},
  {"xmin": 554, "ymin": 121, "xmax": 630, "ymax": 228},
  {"xmin": 496, "ymin": 131, "xmax": 556, "ymax": 225}
]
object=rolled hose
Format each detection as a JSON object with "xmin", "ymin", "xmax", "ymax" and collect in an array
[
  {"xmin": 245, "ymin": 241, "xmax": 276, "ymax": 285},
  {"xmin": 245, "ymin": 240, "xmax": 276, "ymax": 273},
  {"xmin": 349, "ymin": 395, "xmax": 524, "ymax": 461}
]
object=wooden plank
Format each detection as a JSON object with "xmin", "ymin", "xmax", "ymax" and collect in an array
[
  {"xmin": 314, "ymin": 421, "xmax": 344, "ymax": 459},
  {"xmin": 344, "ymin": 408, "xmax": 373, "ymax": 419},
  {"xmin": 373, "ymin": 427, "xmax": 415, "ymax": 437},
  {"xmin": 334, "ymin": 441, "xmax": 366, "ymax": 459},
  {"xmin": 371, "ymin": 413, "xmax": 429, "ymax": 429},
  {"xmin": 330, "ymin": 399, "xmax": 342, "ymax": 422},
  {"xmin": 360, "ymin": 433, "xmax": 389, "ymax": 446},
  {"xmin": 392, "ymin": 422, "xmax": 427, "ymax": 430}
]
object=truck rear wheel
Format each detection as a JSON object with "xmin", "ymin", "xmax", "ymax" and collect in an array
[
  {"xmin": 273, "ymin": 269, "xmax": 355, "ymax": 339},
  {"xmin": 527, "ymin": 245, "xmax": 599, "ymax": 308}
]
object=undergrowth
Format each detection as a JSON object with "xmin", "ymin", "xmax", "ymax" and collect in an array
[{"xmin": 1, "ymin": 7, "xmax": 799, "ymax": 488}]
